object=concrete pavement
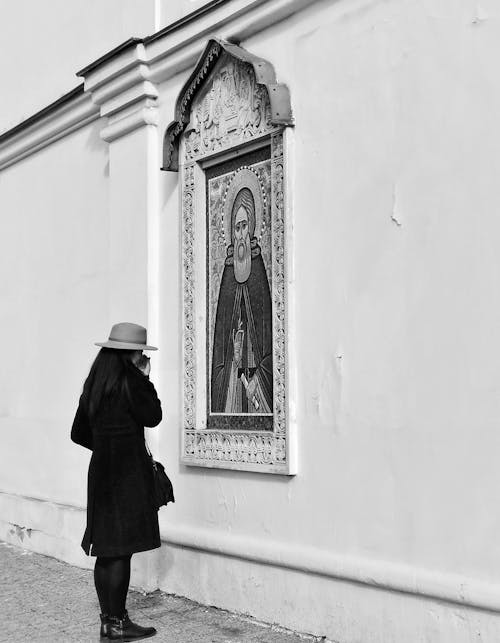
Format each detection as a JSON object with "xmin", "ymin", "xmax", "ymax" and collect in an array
[{"xmin": 0, "ymin": 541, "xmax": 326, "ymax": 642}]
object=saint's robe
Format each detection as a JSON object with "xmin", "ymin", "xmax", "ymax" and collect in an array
[{"xmin": 211, "ymin": 251, "xmax": 273, "ymax": 414}]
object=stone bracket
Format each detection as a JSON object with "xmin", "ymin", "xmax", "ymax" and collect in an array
[{"xmin": 79, "ymin": 43, "xmax": 159, "ymax": 142}]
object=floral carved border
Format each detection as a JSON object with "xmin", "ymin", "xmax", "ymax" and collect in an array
[
  {"xmin": 183, "ymin": 162, "xmax": 196, "ymax": 431},
  {"xmin": 271, "ymin": 132, "xmax": 286, "ymax": 441}
]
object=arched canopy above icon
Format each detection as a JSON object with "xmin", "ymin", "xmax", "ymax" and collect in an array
[{"xmin": 161, "ymin": 38, "xmax": 293, "ymax": 172}]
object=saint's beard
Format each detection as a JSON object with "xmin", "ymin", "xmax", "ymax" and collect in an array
[{"xmin": 233, "ymin": 234, "xmax": 252, "ymax": 283}]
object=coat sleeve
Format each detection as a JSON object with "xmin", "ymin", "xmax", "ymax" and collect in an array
[
  {"xmin": 127, "ymin": 369, "xmax": 163, "ymax": 428},
  {"xmin": 71, "ymin": 395, "xmax": 93, "ymax": 450}
]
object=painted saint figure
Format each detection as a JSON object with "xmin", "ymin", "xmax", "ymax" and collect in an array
[{"xmin": 211, "ymin": 187, "xmax": 273, "ymax": 414}]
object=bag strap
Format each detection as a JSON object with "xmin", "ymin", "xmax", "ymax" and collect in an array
[{"xmin": 145, "ymin": 441, "xmax": 153, "ymax": 459}]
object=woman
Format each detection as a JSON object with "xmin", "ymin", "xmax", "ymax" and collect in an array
[{"xmin": 71, "ymin": 322, "xmax": 162, "ymax": 641}]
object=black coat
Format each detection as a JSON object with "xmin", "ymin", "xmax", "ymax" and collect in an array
[{"xmin": 71, "ymin": 362, "xmax": 162, "ymax": 557}]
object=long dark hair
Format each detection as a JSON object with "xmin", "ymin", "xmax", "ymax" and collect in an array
[{"xmin": 82, "ymin": 348, "xmax": 134, "ymax": 419}]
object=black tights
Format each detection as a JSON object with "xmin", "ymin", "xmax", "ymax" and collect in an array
[{"xmin": 94, "ymin": 555, "xmax": 132, "ymax": 617}]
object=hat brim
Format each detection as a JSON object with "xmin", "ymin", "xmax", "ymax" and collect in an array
[{"xmin": 95, "ymin": 341, "xmax": 158, "ymax": 351}]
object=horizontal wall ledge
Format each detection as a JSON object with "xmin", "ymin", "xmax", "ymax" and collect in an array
[
  {"xmin": 0, "ymin": 91, "xmax": 99, "ymax": 171},
  {"xmin": 2, "ymin": 492, "xmax": 499, "ymax": 615},
  {"xmin": 160, "ymin": 523, "xmax": 500, "ymax": 614},
  {"xmin": 145, "ymin": 0, "xmax": 319, "ymax": 85},
  {"xmin": 0, "ymin": 84, "xmax": 84, "ymax": 143},
  {"xmin": 0, "ymin": 0, "xmax": 320, "ymax": 157}
]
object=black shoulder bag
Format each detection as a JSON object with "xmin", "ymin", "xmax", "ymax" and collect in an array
[{"xmin": 145, "ymin": 443, "xmax": 175, "ymax": 510}]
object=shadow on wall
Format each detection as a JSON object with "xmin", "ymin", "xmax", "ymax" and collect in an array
[{"xmin": 85, "ymin": 120, "xmax": 109, "ymax": 179}]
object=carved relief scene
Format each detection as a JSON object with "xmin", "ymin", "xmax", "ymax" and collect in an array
[{"xmin": 183, "ymin": 53, "xmax": 274, "ymax": 162}]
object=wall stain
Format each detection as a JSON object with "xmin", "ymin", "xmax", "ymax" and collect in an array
[
  {"xmin": 391, "ymin": 184, "xmax": 402, "ymax": 227},
  {"xmin": 317, "ymin": 353, "xmax": 343, "ymax": 432},
  {"xmin": 471, "ymin": 4, "xmax": 488, "ymax": 25},
  {"xmin": 8, "ymin": 523, "xmax": 35, "ymax": 542}
]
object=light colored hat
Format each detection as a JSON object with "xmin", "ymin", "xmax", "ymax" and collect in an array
[{"xmin": 95, "ymin": 322, "xmax": 158, "ymax": 351}]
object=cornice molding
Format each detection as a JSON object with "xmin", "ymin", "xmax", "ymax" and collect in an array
[
  {"xmin": 76, "ymin": 37, "xmax": 143, "ymax": 78},
  {"xmin": 77, "ymin": 0, "xmax": 314, "ymax": 145},
  {"xmin": 0, "ymin": 0, "xmax": 318, "ymax": 164},
  {"xmin": 0, "ymin": 91, "xmax": 99, "ymax": 171},
  {"xmin": 145, "ymin": 0, "xmax": 318, "ymax": 84},
  {"xmin": 82, "ymin": 43, "xmax": 160, "ymax": 142},
  {"xmin": 0, "ymin": 84, "xmax": 85, "ymax": 144}
]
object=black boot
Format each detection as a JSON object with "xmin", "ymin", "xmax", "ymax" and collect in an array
[
  {"xmin": 100, "ymin": 613, "xmax": 110, "ymax": 638},
  {"xmin": 108, "ymin": 610, "xmax": 156, "ymax": 641}
]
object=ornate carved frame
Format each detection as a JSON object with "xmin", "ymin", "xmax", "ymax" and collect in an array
[{"xmin": 162, "ymin": 39, "xmax": 295, "ymax": 474}]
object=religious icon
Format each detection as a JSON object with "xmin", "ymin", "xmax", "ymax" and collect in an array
[{"xmin": 209, "ymin": 166, "xmax": 273, "ymax": 415}]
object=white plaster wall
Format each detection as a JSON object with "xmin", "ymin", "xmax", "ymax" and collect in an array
[
  {"xmin": 156, "ymin": 0, "xmax": 236, "ymax": 27},
  {"xmin": 152, "ymin": 0, "xmax": 500, "ymax": 638},
  {"xmin": 0, "ymin": 121, "xmax": 110, "ymax": 508}
]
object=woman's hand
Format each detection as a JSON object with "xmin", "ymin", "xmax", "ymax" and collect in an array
[{"xmin": 136, "ymin": 354, "xmax": 151, "ymax": 377}]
